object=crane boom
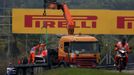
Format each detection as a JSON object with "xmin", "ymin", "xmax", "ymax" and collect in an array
[
  {"xmin": 62, "ymin": 3, "xmax": 75, "ymax": 35},
  {"xmin": 44, "ymin": 1, "xmax": 75, "ymax": 35}
]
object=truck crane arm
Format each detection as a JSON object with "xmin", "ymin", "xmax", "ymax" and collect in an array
[{"xmin": 44, "ymin": 1, "xmax": 75, "ymax": 35}]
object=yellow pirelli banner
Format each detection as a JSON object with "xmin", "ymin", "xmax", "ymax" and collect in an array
[{"xmin": 12, "ymin": 9, "xmax": 134, "ymax": 34}]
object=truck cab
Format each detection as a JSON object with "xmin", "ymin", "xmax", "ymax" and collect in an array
[{"xmin": 58, "ymin": 35, "xmax": 100, "ymax": 68}]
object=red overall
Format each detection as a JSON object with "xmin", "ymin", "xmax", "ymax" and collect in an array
[{"xmin": 114, "ymin": 41, "xmax": 130, "ymax": 64}]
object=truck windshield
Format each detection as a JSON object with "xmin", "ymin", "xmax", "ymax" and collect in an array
[{"xmin": 70, "ymin": 42, "xmax": 99, "ymax": 53}]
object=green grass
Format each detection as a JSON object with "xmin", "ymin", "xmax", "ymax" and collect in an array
[{"xmin": 39, "ymin": 68, "xmax": 133, "ymax": 75}]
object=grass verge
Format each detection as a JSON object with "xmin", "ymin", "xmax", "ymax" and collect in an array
[{"xmin": 39, "ymin": 68, "xmax": 133, "ymax": 75}]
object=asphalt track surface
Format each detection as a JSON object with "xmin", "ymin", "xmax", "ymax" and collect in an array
[
  {"xmin": 124, "ymin": 70, "xmax": 134, "ymax": 74},
  {"xmin": 108, "ymin": 70, "xmax": 134, "ymax": 74},
  {"xmin": 107, "ymin": 63, "xmax": 134, "ymax": 74}
]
